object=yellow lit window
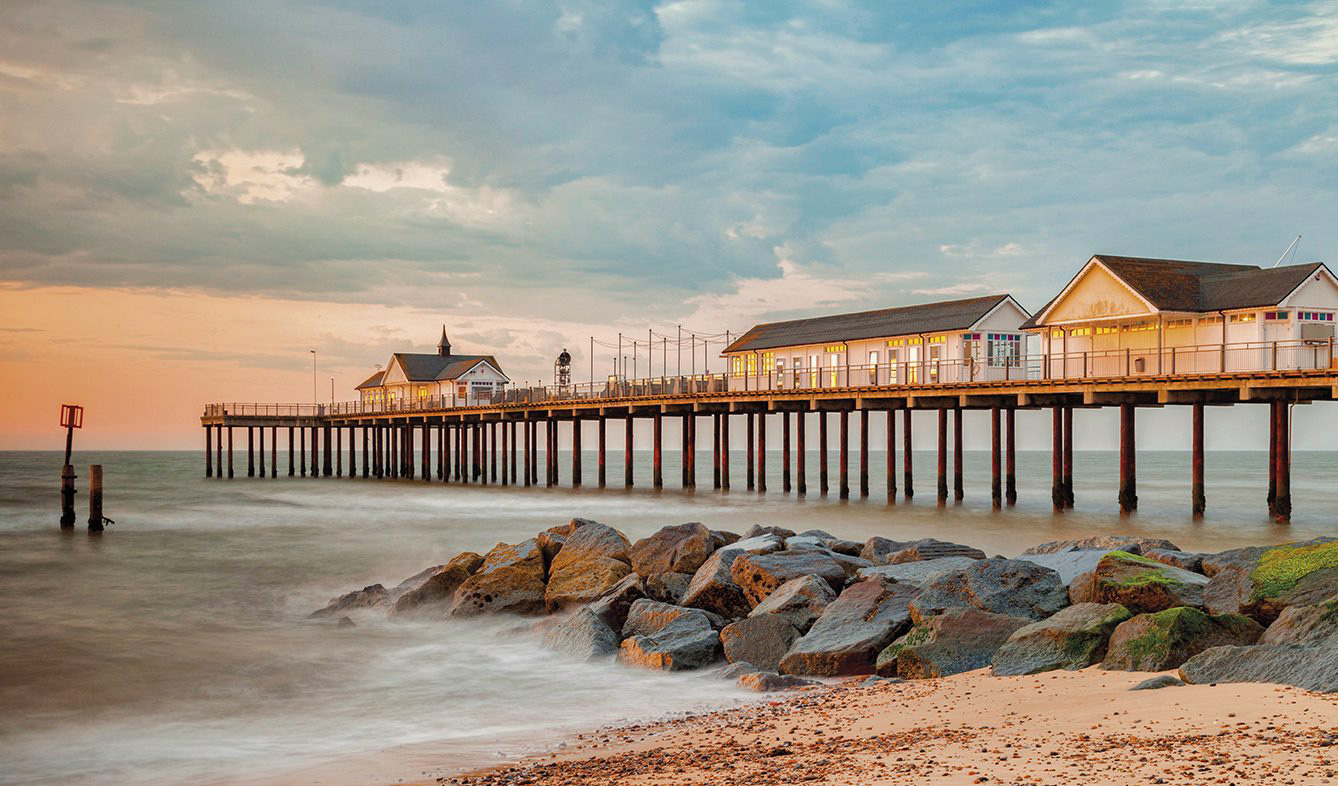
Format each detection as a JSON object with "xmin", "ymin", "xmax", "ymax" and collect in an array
[
  {"xmin": 1230, "ymin": 313, "xmax": 1256, "ymax": 323},
  {"xmin": 909, "ymin": 337, "xmax": 923, "ymax": 345},
  {"xmin": 1050, "ymin": 329, "xmax": 1064, "ymax": 339},
  {"xmin": 761, "ymin": 351, "xmax": 775, "ymax": 373},
  {"xmin": 1095, "ymin": 326, "xmax": 1117, "ymax": 335},
  {"xmin": 746, "ymin": 353, "xmax": 757, "ymax": 374},
  {"xmin": 928, "ymin": 335, "xmax": 945, "ymax": 344},
  {"xmin": 1165, "ymin": 319, "xmax": 1192, "ymax": 329},
  {"xmin": 824, "ymin": 344, "xmax": 846, "ymax": 353},
  {"xmin": 887, "ymin": 338, "xmax": 905, "ymax": 347},
  {"xmin": 1068, "ymin": 327, "xmax": 1091, "ymax": 336}
]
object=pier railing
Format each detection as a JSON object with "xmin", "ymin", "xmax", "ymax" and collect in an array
[{"xmin": 204, "ymin": 338, "xmax": 1336, "ymax": 419}]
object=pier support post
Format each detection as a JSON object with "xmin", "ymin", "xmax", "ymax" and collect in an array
[
  {"xmin": 87, "ymin": 464, "xmax": 104, "ymax": 533},
  {"xmin": 1192, "ymin": 403, "xmax": 1205, "ymax": 517},
  {"xmin": 795, "ymin": 411, "xmax": 804, "ymax": 496},
  {"xmin": 1118, "ymin": 404, "xmax": 1137, "ymax": 514},
  {"xmin": 206, "ymin": 427, "xmax": 213, "ymax": 477},
  {"xmin": 442, "ymin": 425, "xmax": 451, "ymax": 483},
  {"xmin": 952, "ymin": 408, "xmax": 963, "ymax": 502},
  {"xmin": 860, "ymin": 410, "xmax": 869, "ymax": 498},
  {"xmin": 438, "ymin": 426, "xmax": 445, "ymax": 482},
  {"xmin": 936, "ymin": 409, "xmax": 948, "ymax": 505},
  {"xmin": 746, "ymin": 413, "xmax": 755, "ymax": 490},
  {"xmin": 1005, "ymin": 408, "xmax": 1017, "ymax": 506},
  {"xmin": 572, "ymin": 418, "xmax": 582, "ymax": 487},
  {"xmin": 902, "ymin": 410, "xmax": 913, "ymax": 499},
  {"xmin": 756, "ymin": 412, "xmax": 766, "ymax": 493},
  {"xmin": 422, "ymin": 423, "xmax": 431, "ymax": 482},
  {"xmin": 818, "ymin": 412, "xmax": 828, "ymax": 495},
  {"xmin": 723, "ymin": 412, "xmax": 732, "ymax": 491},
  {"xmin": 652, "ymin": 412, "xmax": 662, "ymax": 489},
  {"xmin": 597, "ymin": 416, "xmax": 607, "ymax": 488},
  {"xmin": 1051, "ymin": 407, "xmax": 1063, "ymax": 511},
  {"xmin": 403, "ymin": 424, "xmax": 413, "ymax": 480},
  {"xmin": 547, "ymin": 420, "xmax": 556, "ymax": 487},
  {"xmin": 330, "ymin": 427, "xmax": 337, "ymax": 477},
  {"xmin": 839, "ymin": 410, "xmax": 849, "ymax": 499},
  {"xmin": 681, "ymin": 414, "xmax": 690, "ymax": 488},
  {"xmin": 228, "ymin": 427, "xmax": 235, "ymax": 478},
  {"xmin": 216, "ymin": 426, "xmax": 223, "ymax": 480},
  {"xmin": 687, "ymin": 413, "xmax": 696, "ymax": 488},
  {"xmin": 510, "ymin": 422, "xmax": 517, "ymax": 484},
  {"xmin": 247, "ymin": 427, "xmax": 255, "ymax": 477},
  {"xmin": 1062, "ymin": 406, "xmax": 1074, "ymax": 508},
  {"xmin": 991, "ymin": 407, "xmax": 1002, "ymax": 509},
  {"xmin": 288, "ymin": 427, "xmax": 295, "ymax": 477},
  {"xmin": 311, "ymin": 426, "xmax": 320, "ymax": 478},
  {"xmin": 60, "ymin": 464, "xmax": 76, "ymax": 528},
  {"xmin": 1267, "ymin": 402, "xmax": 1278, "ymax": 516},
  {"xmin": 1275, "ymin": 402, "xmax": 1291, "ymax": 522},
  {"xmin": 714, "ymin": 413, "xmax": 723, "ymax": 489},
  {"xmin": 522, "ymin": 421, "xmax": 531, "ymax": 487},
  {"xmin": 260, "ymin": 427, "xmax": 266, "ymax": 477},
  {"xmin": 886, "ymin": 410, "xmax": 896, "ymax": 501},
  {"xmin": 781, "ymin": 412, "xmax": 791, "ymax": 493},
  {"xmin": 625, "ymin": 415, "xmax": 634, "ymax": 488},
  {"xmin": 300, "ymin": 427, "xmax": 307, "ymax": 478},
  {"xmin": 490, "ymin": 423, "xmax": 497, "ymax": 484},
  {"xmin": 500, "ymin": 423, "xmax": 507, "ymax": 485}
]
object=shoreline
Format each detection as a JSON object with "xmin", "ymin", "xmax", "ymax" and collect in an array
[{"xmin": 426, "ymin": 667, "xmax": 1337, "ymax": 786}]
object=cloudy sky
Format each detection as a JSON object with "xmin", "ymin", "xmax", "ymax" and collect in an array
[{"xmin": 2, "ymin": 0, "xmax": 1336, "ymax": 448}]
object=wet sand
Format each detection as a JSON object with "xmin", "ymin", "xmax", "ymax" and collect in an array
[{"xmin": 427, "ymin": 668, "xmax": 1338, "ymax": 786}]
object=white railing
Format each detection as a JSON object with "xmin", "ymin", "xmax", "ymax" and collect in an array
[{"xmin": 204, "ymin": 338, "xmax": 1337, "ymax": 419}]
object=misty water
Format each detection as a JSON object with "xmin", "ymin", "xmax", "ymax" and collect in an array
[{"xmin": 1, "ymin": 447, "xmax": 1333, "ymax": 785}]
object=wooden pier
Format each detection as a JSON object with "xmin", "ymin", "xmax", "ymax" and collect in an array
[{"xmin": 201, "ymin": 365, "xmax": 1336, "ymax": 522}]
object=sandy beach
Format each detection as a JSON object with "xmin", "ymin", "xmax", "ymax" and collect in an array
[{"xmin": 430, "ymin": 668, "xmax": 1338, "ymax": 786}]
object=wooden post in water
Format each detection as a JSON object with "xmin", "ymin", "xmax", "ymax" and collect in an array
[
  {"xmin": 687, "ymin": 413, "xmax": 697, "ymax": 488},
  {"xmin": 755, "ymin": 412, "xmax": 766, "ymax": 493},
  {"xmin": 522, "ymin": 420, "xmax": 531, "ymax": 487},
  {"xmin": 781, "ymin": 412, "xmax": 791, "ymax": 493},
  {"xmin": 952, "ymin": 408, "xmax": 963, "ymax": 502},
  {"xmin": 902, "ymin": 410, "xmax": 913, "ymax": 499},
  {"xmin": 746, "ymin": 413, "xmax": 755, "ymax": 490},
  {"xmin": 1275, "ymin": 401, "xmax": 1291, "ymax": 522},
  {"xmin": 311, "ymin": 426, "xmax": 319, "ymax": 478},
  {"xmin": 547, "ymin": 419, "xmax": 556, "ymax": 487},
  {"xmin": 1050, "ymin": 407, "xmax": 1062, "ymax": 511},
  {"xmin": 597, "ymin": 416, "xmax": 607, "ymax": 488},
  {"xmin": 569, "ymin": 418, "xmax": 581, "ymax": 487},
  {"xmin": 990, "ymin": 407, "xmax": 1002, "ymax": 509},
  {"xmin": 510, "ymin": 422, "xmax": 517, "ymax": 484},
  {"xmin": 87, "ymin": 464, "xmax": 105, "ymax": 533},
  {"xmin": 651, "ymin": 412, "xmax": 662, "ymax": 489},
  {"xmin": 288, "ymin": 426, "xmax": 295, "ymax": 476},
  {"xmin": 490, "ymin": 423, "xmax": 498, "ymax": 484},
  {"xmin": 271, "ymin": 426, "xmax": 277, "ymax": 478},
  {"xmin": 60, "ymin": 464, "xmax": 77, "ymax": 529},
  {"xmin": 247, "ymin": 427, "xmax": 255, "ymax": 478},
  {"xmin": 794, "ymin": 411, "xmax": 804, "ymax": 495},
  {"xmin": 217, "ymin": 425, "xmax": 224, "ymax": 480},
  {"xmin": 206, "ymin": 427, "xmax": 213, "ymax": 477},
  {"xmin": 681, "ymin": 414, "xmax": 690, "ymax": 488},
  {"xmin": 323, "ymin": 425, "xmax": 332, "ymax": 477},
  {"xmin": 1191, "ymin": 403, "xmax": 1205, "ymax": 517},
  {"xmin": 722, "ymin": 412, "xmax": 732, "ymax": 491},
  {"xmin": 818, "ymin": 411, "xmax": 828, "ymax": 495},
  {"xmin": 1062, "ymin": 406, "xmax": 1074, "ymax": 508},
  {"xmin": 228, "ymin": 427, "xmax": 235, "ymax": 479},
  {"xmin": 1267, "ymin": 402, "xmax": 1278, "ymax": 517},
  {"xmin": 625, "ymin": 415, "xmax": 634, "ymax": 488},
  {"xmin": 423, "ymin": 423, "xmax": 432, "ymax": 482},
  {"xmin": 859, "ymin": 410, "xmax": 869, "ymax": 498},
  {"xmin": 886, "ymin": 410, "xmax": 896, "ymax": 502},
  {"xmin": 1118, "ymin": 404, "xmax": 1137, "ymax": 514},
  {"xmin": 260, "ymin": 426, "xmax": 266, "ymax": 477},
  {"xmin": 500, "ymin": 422, "xmax": 507, "ymax": 485},
  {"xmin": 1005, "ymin": 408, "xmax": 1017, "ymax": 506},
  {"xmin": 714, "ymin": 413, "xmax": 722, "ymax": 489},
  {"xmin": 936, "ymin": 409, "xmax": 948, "ymax": 505},
  {"xmin": 839, "ymin": 410, "xmax": 849, "ymax": 499}
]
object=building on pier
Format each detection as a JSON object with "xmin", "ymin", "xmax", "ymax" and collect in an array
[
  {"xmin": 356, "ymin": 327, "xmax": 510, "ymax": 409},
  {"xmin": 721, "ymin": 294, "xmax": 1032, "ymax": 390},
  {"xmin": 1023, "ymin": 255, "xmax": 1338, "ymax": 377}
]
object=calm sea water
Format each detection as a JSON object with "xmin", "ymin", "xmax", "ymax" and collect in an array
[{"xmin": 1, "ymin": 448, "xmax": 1332, "ymax": 785}]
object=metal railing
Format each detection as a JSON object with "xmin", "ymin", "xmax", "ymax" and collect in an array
[{"xmin": 203, "ymin": 338, "xmax": 1337, "ymax": 419}]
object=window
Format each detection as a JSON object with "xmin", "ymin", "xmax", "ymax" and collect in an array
[
  {"xmin": 1051, "ymin": 329, "xmax": 1064, "ymax": 339},
  {"xmin": 1200, "ymin": 316, "xmax": 1223, "ymax": 325},
  {"xmin": 824, "ymin": 344, "xmax": 845, "ymax": 353},
  {"xmin": 928, "ymin": 335, "xmax": 945, "ymax": 344},
  {"xmin": 746, "ymin": 353, "xmax": 757, "ymax": 374},
  {"xmin": 1068, "ymin": 327, "xmax": 1091, "ymax": 336},
  {"xmin": 887, "ymin": 338, "xmax": 905, "ymax": 347},
  {"xmin": 868, "ymin": 351, "xmax": 879, "ymax": 365},
  {"xmin": 761, "ymin": 351, "xmax": 775, "ymax": 373},
  {"xmin": 1095, "ymin": 325, "xmax": 1118, "ymax": 335},
  {"xmin": 1264, "ymin": 311, "xmax": 1290, "ymax": 320},
  {"xmin": 730, "ymin": 356, "xmax": 744, "ymax": 374},
  {"xmin": 1299, "ymin": 311, "xmax": 1334, "ymax": 321},
  {"xmin": 1230, "ymin": 313, "xmax": 1256, "ymax": 323},
  {"xmin": 986, "ymin": 333, "xmax": 1021, "ymax": 367},
  {"xmin": 1122, "ymin": 322, "xmax": 1154, "ymax": 332},
  {"xmin": 1165, "ymin": 319, "xmax": 1192, "ymax": 329}
]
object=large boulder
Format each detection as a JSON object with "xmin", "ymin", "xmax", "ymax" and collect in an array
[
  {"xmin": 786, "ymin": 530, "xmax": 862, "ymax": 556},
  {"xmin": 540, "ymin": 607, "xmax": 620, "ymax": 660},
  {"xmin": 778, "ymin": 579, "xmax": 918, "ymax": 677},
  {"xmin": 391, "ymin": 552, "xmax": 486, "ymax": 619},
  {"xmin": 1069, "ymin": 551, "xmax": 1208, "ymax": 614},
  {"xmin": 645, "ymin": 572, "xmax": 693, "ymax": 604},
  {"xmin": 1101, "ymin": 607, "xmax": 1264, "ymax": 672},
  {"xmin": 1260, "ymin": 597, "xmax": 1338, "ymax": 646},
  {"xmin": 720, "ymin": 615, "xmax": 802, "ymax": 671},
  {"xmin": 857, "ymin": 557, "xmax": 982, "ymax": 588},
  {"xmin": 1202, "ymin": 539, "xmax": 1338, "ymax": 624},
  {"xmin": 1015, "ymin": 550, "xmax": 1107, "ymax": 586},
  {"xmin": 629, "ymin": 523, "xmax": 716, "ymax": 577},
  {"xmin": 730, "ymin": 551, "xmax": 847, "ymax": 607},
  {"xmin": 622, "ymin": 598, "xmax": 721, "ymax": 638},
  {"xmin": 451, "ymin": 539, "xmax": 549, "ymax": 617},
  {"xmin": 710, "ymin": 529, "xmax": 741, "ymax": 549},
  {"xmin": 544, "ymin": 522, "xmax": 633, "ymax": 612},
  {"xmin": 861, "ymin": 537, "xmax": 985, "ymax": 566},
  {"xmin": 991, "ymin": 603, "xmax": 1133, "ymax": 676},
  {"xmin": 1024, "ymin": 536, "xmax": 1181, "ymax": 556},
  {"xmin": 910, "ymin": 558, "xmax": 1068, "ymax": 623},
  {"xmin": 585, "ymin": 573, "xmax": 647, "ymax": 631},
  {"xmin": 1143, "ymin": 548, "xmax": 1206, "ymax": 573},
  {"xmin": 737, "ymin": 671, "xmax": 819, "ymax": 692},
  {"xmin": 311, "ymin": 584, "xmax": 390, "ymax": 618},
  {"xmin": 744, "ymin": 525, "xmax": 795, "ymax": 540},
  {"xmin": 1179, "ymin": 643, "xmax": 1338, "ymax": 693},
  {"xmin": 617, "ymin": 614, "xmax": 721, "ymax": 671},
  {"xmin": 876, "ymin": 608, "xmax": 1030, "ymax": 680},
  {"xmin": 748, "ymin": 574, "xmax": 837, "ymax": 632},
  {"xmin": 679, "ymin": 535, "xmax": 784, "ymax": 618}
]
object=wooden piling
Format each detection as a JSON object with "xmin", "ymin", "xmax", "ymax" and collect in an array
[
  {"xmin": 490, "ymin": 423, "xmax": 498, "ymax": 483},
  {"xmin": 1062, "ymin": 406, "xmax": 1074, "ymax": 508},
  {"xmin": 794, "ymin": 411, "xmax": 804, "ymax": 496},
  {"xmin": 321, "ymin": 425, "xmax": 330, "ymax": 477},
  {"xmin": 756, "ymin": 412, "xmax": 766, "ymax": 493},
  {"xmin": 721, "ymin": 412, "xmax": 731, "ymax": 491},
  {"xmin": 952, "ymin": 408, "xmax": 963, "ymax": 502},
  {"xmin": 1118, "ymin": 403, "xmax": 1137, "ymax": 514},
  {"xmin": 1267, "ymin": 402, "xmax": 1278, "ymax": 516},
  {"xmin": 990, "ymin": 406, "xmax": 1002, "ymax": 509},
  {"xmin": 570, "ymin": 418, "xmax": 581, "ymax": 487},
  {"xmin": 1051, "ymin": 406, "xmax": 1062, "ymax": 511},
  {"xmin": 819, "ymin": 412, "xmax": 828, "ymax": 495},
  {"xmin": 217, "ymin": 425, "xmax": 224, "ymax": 480},
  {"xmin": 247, "ymin": 426, "xmax": 255, "ymax": 477},
  {"xmin": 839, "ymin": 410, "xmax": 849, "ymax": 499},
  {"xmin": 423, "ymin": 423, "xmax": 431, "ymax": 482},
  {"xmin": 745, "ymin": 413, "xmax": 755, "ymax": 490},
  {"xmin": 902, "ymin": 409, "xmax": 913, "ymax": 499},
  {"xmin": 288, "ymin": 426, "xmax": 295, "ymax": 477},
  {"xmin": 596, "ymin": 416, "xmax": 606, "ymax": 488},
  {"xmin": 510, "ymin": 422, "xmax": 517, "ymax": 484},
  {"xmin": 60, "ymin": 464, "xmax": 76, "ymax": 528},
  {"xmin": 625, "ymin": 415, "xmax": 634, "ymax": 488},
  {"xmin": 206, "ymin": 427, "xmax": 213, "ymax": 477},
  {"xmin": 87, "ymin": 464, "xmax": 104, "ymax": 532},
  {"xmin": 228, "ymin": 427, "xmax": 235, "ymax": 478},
  {"xmin": 260, "ymin": 426, "xmax": 267, "ymax": 477},
  {"xmin": 652, "ymin": 412, "xmax": 662, "ymax": 489},
  {"xmin": 1005, "ymin": 408, "xmax": 1017, "ymax": 506},
  {"xmin": 311, "ymin": 426, "xmax": 319, "ymax": 478},
  {"xmin": 859, "ymin": 410, "xmax": 869, "ymax": 498},
  {"xmin": 886, "ymin": 410, "xmax": 896, "ymax": 501},
  {"xmin": 781, "ymin": 412, "xmax": 791, "ymax": 493},
  {"xmin": 936, "ymin": 409, "xmax": 948, "ymax": 505},
  {"xmin": 682, "ymin": 414, "xmax": 690, "ymax": 488},
  {"xmin": 687, "ymin": 413, "xmax": 697, "ymax": 488},
  {"xmin": 714, "ymin": 413, "xmax": 722, "ymax": 489},
  {"xmin": 1275, "ymin": 401, "xmax": 1291, "ymax": 522},
  {"xmin": 548, "ymin": 419, "xmax": 557, "ymax": 487},
  {"xmin": 1192, "ymin": 402, "xmax": 1205, "ymax": 517}
]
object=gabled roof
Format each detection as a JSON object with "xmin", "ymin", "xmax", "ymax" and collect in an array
[
  {"xmin": 356, "ymin": 370, "xmax": 386, "ymax": 390},
  {"xmin": 723, "ymin": 294, "xmax": 1023, "ymax": 354},
  {"xmin": 389, "ymin": 352, "xmax": 507, "ymax": 382},
  {"xmin": 1023, "ymin": 255, "xmax": 1328, "ymax": 328}
]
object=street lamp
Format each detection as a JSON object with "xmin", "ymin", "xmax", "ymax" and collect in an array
[{"xmin": 309, "ymin": 350, "xmax": 317, "ymax": 406}]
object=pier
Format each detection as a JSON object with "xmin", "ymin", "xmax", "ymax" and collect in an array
[{"xmin": 201, "ymin": 342, "xmax": 1336, "ymax": 522}]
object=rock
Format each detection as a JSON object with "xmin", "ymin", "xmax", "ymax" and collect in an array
[
  {"xmin": 857, "ymin": 557, "xmax": 981, "ymax": 588},
  {"xmin": 1102, "ymin": 607, "xmax": 1264, "ymax": 672},
  {"xmin": 311, "ymin": 584, "xmax": 390, "ymax": 618},
  {"xmin": 778, "ymin": 579, "xmax": 918, "ymax": 677},
  {"xmin": 1143, "ymin": 548, "xmax": 1206, "ymax": 574},
  {"xmin": 451, "ymin": 539, "xmax": 549, "ymax": 617},
  {"xmin": 536, "ymin": 531, "xmax": 566, "ymax": 567},
  {"xmin": 336, "ymin": 616, "xmax": 355, "ymax": 628},
  {"xmin": 1202, "ymin": 538, "xmax": 1338, "ymax": 624},
  {"xmin": 721, "ymin": 615, "xmax": 802, "ymax": 671},
  {"xmin": 861, "ymin": 537, "xmax": 986, "ymax": 566},
  {"xmin": 876, "ymin": 608, "xmax": 1030, "ymax": 680},
  {"xmin": 748, "ymin": 574, "xmax": 837, "ymax": 633},
  {"xmin": 389, "ymin": 564, "xmax": 447, "ymax": 598},
  {"xmin": 1179, "ymin": 643, "xmax": 1338, "ymax": 693},
  {"xmin": 859, "ymin": 675, "xmax": 903, "ymax": 687},
  {"xmin": 1069, "ymin": 551, "xmax": 1208, "ymax": 614},
  {"xmin": 645, "ymin": 572, "xmax": 694, "ymax": 604},
  {"xmin": 617, "ymin": 615, "xmax": 721, "ymax": 671},
  {"xmin": 622, "ymin": 598, "xmax": 720, "ymax": 638},
  {"xmin": 1015, "ymin": 550, "xmax": 1107, "ymax": 586},
  {"xmin": 390, "ymin": 552, "xmax": 486, "ymax": 619},
  {"xmin": 730, "ymin": 551, "xmax": 847, "ymax": 607},
  {"xmin": 541, "ymin": 607, "xmax": 620, "ymax": 659},
  {"xmin": 744, "ymin": 525, "xmax": 795, "ymax": 540},
  {"xmin": 737, "ymin": 671, "xmax": 819, "ymax": 692},
  {"xmin": 1023, "ymin": 536, "xmax": 1181, "ymax": 556},
  {"xmin": 679, "ymin": 535, "xmax": 785, "ymax": 618},
  {"xmin": 1260, "ymin": 597, "xmax": 1338, "ymax": 646},
  {"xmin": 710, "ymin": 530, "xmax": 741, "ymax": 549},
  {"xmin": 544, "ymin": 522, "xmax": 633, "ymax": 611},
  {"xmin": 1131, "ymin": 675, "xmax": 1184, "ymax": 690},
  {"xmin": 716, "ymin": 661, "xmax": 759, "ymax": 680},
  {"xmin": 629, "ymin": 523, "xmax": 716, "ymax": 577},
  {"xmin": 585, "ymin": 573, "xmax": 647, "ymax": 631},
  {"xmin": 991, "ymin": 603, "xmax": 1133, "ymax": 676},
  {"xmin": 910, "ymin": 558, "xmax": 1069, "ymax": 623}
]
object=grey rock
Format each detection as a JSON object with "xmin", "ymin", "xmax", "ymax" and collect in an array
[
  {"xmin": 1261, "ymin": 600, "xmax": 1338, "ymax": 646},
  {"xmin": 1179, "ymin": 643, "xmax": 1338, "ymax": 693},
  {"xmin": 391, "ymin": 552, "xmax": 486, "ymax": 619},
  {"xmin": 737, "ymin": 671, "xmax": 819, "ymax": 692},
  {"xmin": 535, "ymin": 531, "xmax": 566, "ymax": 568},
  {"xmin": 749, "ymin": 574, "xmax": 837, "ymax": 633},
  {"xmin": 311, "ymin": 584, "xmax": 390, "ymax": 618},
  {"xmin": 876, "ymin": 608, "xmax": 1030, "ymax": 679},
  {"xmin": 991, "ymin": 603, "xmax": 1133, "ymax": 676},
  {"xmin": 451, "ymin": 539, "xmax": 549, "ymax": 617},
  {"xmin": 710, "ymin": 530, "xmax": 741, "ymax": 549},
  {"xmin": 716, "ymin": 661, "xmax": 760, "ymax": 680},
  {"xmin": 1068, "ymin": 552, "xmax": 1208, "ymax": 614},
  {"xmin": 910, "ymin": 558, "xmax": 1069, "ymax": 623},
  {"xmin": 629, "ymin": 523, "xmax": 716, "ymax": 577},
  {"xmin": 585, "ymin": 573, "xmax": 647, "ymax": 632},
  {"xmin": 778, "ymin": 579, "xmax": 918, "ymax": 677},
  {"xmin": 1101, "ymin": 607, "xmax": 1263, "ymax": 672},
  {"xmin": 721, "ymin": 615, "xmax": 802, "ymax": 671},
  {"xmin": 679, "ymin": 535, "xmax": 785, "ymax": 618},
  {"xmin": 622, "ymin": 598, "xmax": 719, "ymax": 639},
  {"xmin": 1143, "ymin": 548, "xmax": 1206, "ymax": 574},
  {"xmin": 1202, "ymin": 538, "xmax": 1338, "ymax": 624},
  {"xmin": 544, "ymin": 522, "xmax": 634, "ymax": 612},
  {"xmin": 390, "ymin": 564, "xmax": 448, "ymax": 598},
  {"xmin": 862, "ymin": 537, "xmax": 985, "ymax": 566},
  {"xmin": 645, "ymin": 572, "xmax": 694, "ymax": 604},
  {"xmin": 859, "ymin": 675, "xmax": 904, "ymax": 687},
  {"xmin": 1023, "ymin": 536, "xmax": 1182, "ymax": 556},
  {"xmin": 731, "ymin": 551, "xmax": 847, "ymax": 607},
  {"xmin": 744, "ymin": 525, "xmax": 796, "ymax": 540},
  {"xmin": 336, "ymin": 615, "xmax": 355, "ymax": 628},
  {"xmin": 541, "ymin": 607, "xmax": 620, "ymax": 659},
  {"xmin": 857, "ymin": 557, "xmax": 980, "ymax": 588},
  {"xmin": 1015, "ymin": 550, "xmax": 1108, "ymax": 586},
  {"xmin": 617, "ymin": 614, "xmax": 721, "ymax": 671},
  {"xmin": 1130, "ymin": 675, "xmax": 1185, "ymax": 690}
]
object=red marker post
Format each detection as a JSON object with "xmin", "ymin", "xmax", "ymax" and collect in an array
[{"xmin": 59, "ymin": 404, "xmax": 83, "ymax": 529}]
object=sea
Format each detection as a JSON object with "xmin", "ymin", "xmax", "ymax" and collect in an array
[{"xmin": 1, "ymin": 448, "xmax": 1332, "ymax": 785}]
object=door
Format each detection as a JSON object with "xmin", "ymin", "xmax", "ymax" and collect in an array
[
  {"xmin": 929, "ymin": 344, "xmax": 942, "ymax": 383},
  {"xmin": 906, "ymin": 346, "xmax": 921, "ymax": 384}
]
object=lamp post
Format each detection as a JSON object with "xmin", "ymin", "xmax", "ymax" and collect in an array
[{"xmin": 309, "ymin": 350, "xmax": 317, "ymax": 406}]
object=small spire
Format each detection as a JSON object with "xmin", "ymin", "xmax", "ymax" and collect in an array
[{"xmin": 437, "ymin": 325, "xmax": 452, "ymax": 356}]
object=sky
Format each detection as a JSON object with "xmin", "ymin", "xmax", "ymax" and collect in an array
[{"xmin": 2, "ymin": 0, "xmax": 1337, "ymax": 450}]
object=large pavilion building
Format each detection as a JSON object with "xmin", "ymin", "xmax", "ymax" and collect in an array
[{"xmin": 356, "ymin": 327, "xmax": 509, "ymax": 409}]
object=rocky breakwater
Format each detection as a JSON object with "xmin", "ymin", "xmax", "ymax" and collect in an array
[{"xmin": 314, "ymin": 525, "xmax": 1338, "ymax": 694}]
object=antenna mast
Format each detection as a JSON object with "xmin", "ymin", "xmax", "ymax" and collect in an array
[{"xmin": 1272, "ymin": 235, "xmax": 1301, "ymax": 268}]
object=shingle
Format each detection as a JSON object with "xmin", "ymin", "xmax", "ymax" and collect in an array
[
  {"xmin": 389, "ymin": 353, "xmax": 506, "ymax": 381},
  {"xmin": 723, "ymin": 295, "xmax": 1016, "ymax": 354}
]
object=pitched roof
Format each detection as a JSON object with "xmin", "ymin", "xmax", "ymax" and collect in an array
[
  {"xmin": 355, "ymin": 370, "xmax": 386, "ymax": 390},
  {"xmin": 1023, "ymin": 255, "xmax": 1326, "ymax": 328},
  {"xmin": 391, "ymin": 352, "xmax": 506, "ymax": 382},
  {"xmin": 723, "ymin": 294, "xmax": 1019, "ymax": 354}
]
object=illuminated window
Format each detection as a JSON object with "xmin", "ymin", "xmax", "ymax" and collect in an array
[
  {"xmin": 746, "ymin": 353, "xmax": 757, "ymax": 374},
  {"xmin": 824, "ymin": 344, "xmax": 846, "ymax": 353},
  {"xmin": 1230, "ymin": 313, "xmax": 1256, "ymax": 323},
  {"xmin": 1200, "ymin": 316, "xmax": 1223, "ymax": 325},
  {"xmin": 1095, "ymin": 325, "xmax": 1117, "ymax": 335},
  {"xmin": 908, "ymin": 337, "xmax": 923, "ymax": 345},
  {"xmin": 1050, "ymin": 329, "xmax": 1064, "ymax": 339},
  {"xmin": 761, "ymin": 351, "xmax": 775, "ymax": 373},
  {"xmin": 1165, "ymin": 319, "xmax": 1192, "ymax": 329},
  {"xmin": 1069, "ymin": 327, "xmax": 1091, "ymax": 336},
  {"xmin": 928, "ymin": 335, "xmax": 945, "ymax": 344}
]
